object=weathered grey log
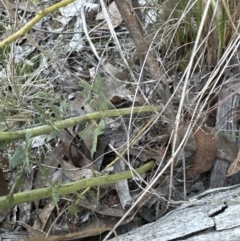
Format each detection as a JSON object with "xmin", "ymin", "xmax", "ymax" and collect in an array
[
  {"xmin": 109, "ymin": 184, "xmax": 240, "ymax": 241},
  {"xmin": 210, "ymin": 54, "xmax": 240, "ymax": 188}
]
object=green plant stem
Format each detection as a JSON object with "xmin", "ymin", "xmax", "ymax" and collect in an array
[
  {"xmin": 0, "ymin": 160, "xmax": 155, "ymax": 210},
  {"xmin": 0, "ymin": 0, "xmax": 77, "ymax": 48},
  {"xmin": 0, "ymin": 106, "xmax": 161, "ymax": 141}
]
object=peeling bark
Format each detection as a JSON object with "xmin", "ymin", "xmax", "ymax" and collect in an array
[{"xmin": 109, "ymin": 185, "xmax": 240, "ymax": 241}]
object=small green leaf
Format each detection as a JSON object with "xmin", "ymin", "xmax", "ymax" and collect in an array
[
  {"xmin": 9, "ymin": 146, "xmax": 25, "ymax": 169},
  {"xmin": 91, "ymin": 121, "xmax": 105, "ymax": 157},
  {"xmin": 68, "ymin": 204, "xmax": 77, "ymax": 216},
  {"xmin": 79, "ymin": 126, "xmax": 92, "ymax": 140},
  {"xmin": 98, "ymin": 119, "xmax": 105, "ymax": 130},
  {"xmin": 51, "ymin": 185, "xmax": 59, "ymax": 210},
  {"xmin": 79, "ymin": 80, "xmax": 92, "ymax": 93}
]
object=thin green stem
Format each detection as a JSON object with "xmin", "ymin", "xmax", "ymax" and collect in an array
[
  {"xmin": 0, "ymin": 160, "xmax": 155, "ymax": 210},
  {"xmin": 0, "ymin": 106, "xmax": 161, "ymax": 141}
]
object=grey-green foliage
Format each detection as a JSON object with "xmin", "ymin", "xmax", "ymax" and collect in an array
[
  {"xmin": 8, "ymin": 89, "xmax": 69, "ymax": 170},
  {"xmin": 79, "ymin": 74, "xmax": 111, "ymax": 111},
  {"xmin": 33, "ymin": 90, "xmax": 69, "ymax": 138}
]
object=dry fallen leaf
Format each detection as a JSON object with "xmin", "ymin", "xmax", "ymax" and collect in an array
[
  {"xmin": 18, "ymin": 222, "xmax": 46, "ymax": 238},
  {"xmin": 227, "ymin": 151, "xmax": 240, "ymax": 176},
  {"xmin": 33, "ymin": 201, "xmax": 55, "ymax": 231},
  {"xmin": 60, "ymin": 160, "xmax": 97, "ymax": 180},
  {"xmin": 96, "ymin": 1, "xmax": 122, "ymax": 29},
  {"xmin": 186, "ymin": 126, "xmax": 217, "ymax": 179},
  {"xmin": 60, "ymin": 130, "xmax": 97, "ymax": 170}
]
